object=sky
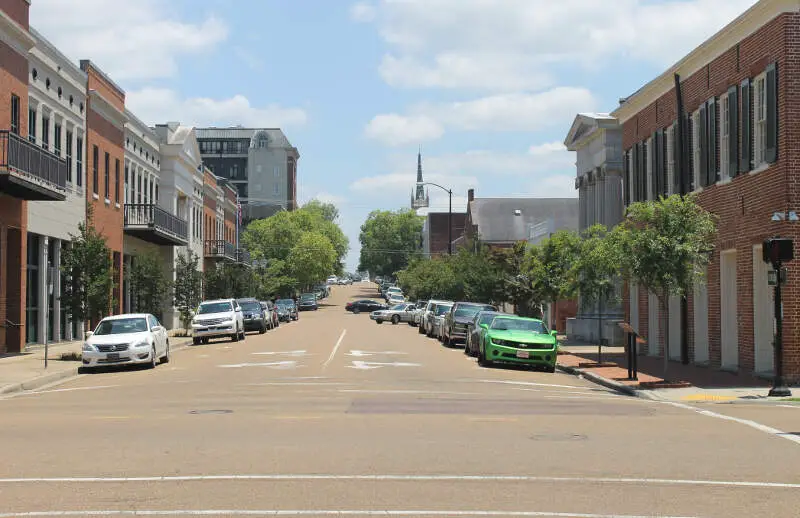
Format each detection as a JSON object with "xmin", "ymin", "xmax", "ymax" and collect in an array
[{"xmin": 29, "ymin": 0, "xmax": 757, "ymax": 271}]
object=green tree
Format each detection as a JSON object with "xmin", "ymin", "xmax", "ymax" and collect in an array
[
  {"xmin": 358, "ymin": 209, "xmax": 424, "ymax": 278},
  {"xmin": 203, "ymin": 263, "xmax": 256, "ymax": 300},
  {"xmin": 128, "ymin": 252, "xmax": 171, "ymax": 320},
  {"xmin": 572, "ymin": 224, "xmax": 620, "ymax": 344},
  {"xmin": 397, "ymin": 256, "xmax": 458, "ymax": 301},
  {"xmin": 60, "ymin": 210, "xmax": 114, "ymax": 332},
  {"xmin": 612, "ymin": 194, "xmax": 717, "ymax": 377},
  {"xmin": 526, "ymin": 230, "xmax": 581, "ymax": 327},
  {"xmin": 303, "ymin": 199, "xmax": 339, "ymax": 222},
  {"xmin": 255, "ymin": 259, "xmax": 298, "ymax": 299},
  {"xmin": 173, "ymin": 250, "xmax": 203, "ymax": 331},
  {"xmin": 288, "ymin": 232, "xmax": 337, "ymax": 290}
]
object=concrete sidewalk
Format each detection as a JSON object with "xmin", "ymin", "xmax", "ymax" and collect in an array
[
  {"xmin": 556, "ymin": 342, "xmax": 797, "ymax": 404},
  {"xmin": 0, "ymin": 337, "xmax": 194, "ymax": 396}
]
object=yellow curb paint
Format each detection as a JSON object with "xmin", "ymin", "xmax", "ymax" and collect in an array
[{"xmin": 680, "ymin": 394, "xmax": 737, "ymax": 402}]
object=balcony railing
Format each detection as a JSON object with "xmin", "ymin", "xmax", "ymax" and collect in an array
[
  {"xmin": 205, "ymin": 239, "xmax": 236, "ymax": 261},
  {"xmin": 124, "ymin": 204, "xmax": 189, "ymax": 246},
  {"xmin": 236, "ymin": 248, "xmax": 251, "ymax": 266},
  {"xmin": 0, "ymin": 130, "xmax": 67, "ymax": 201}
]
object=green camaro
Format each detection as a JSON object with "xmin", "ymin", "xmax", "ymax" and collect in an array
[{"xmin": 478, "ymin": 315, "xmax": 558, "ymax": 372}]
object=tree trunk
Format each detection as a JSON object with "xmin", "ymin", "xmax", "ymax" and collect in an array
[{"xmin": 660, "ymin": 294, "xmax": 670, "ymax": 380}]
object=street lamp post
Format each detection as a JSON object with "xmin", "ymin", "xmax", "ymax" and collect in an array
[{"xmin": 420, "ymin": 182, "xmax": 453, "ymax": 255}]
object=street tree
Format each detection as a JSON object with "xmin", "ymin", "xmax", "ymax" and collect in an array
[
  {"xmin": 358, "ymin": 209, "xmax": 424, "ymax": 278},
  {"xmin": 203, "ymin": 263, "xmax": 256, "ymax": 300},
  {"xmin": 288, "ymin": 231, "xmax": 337, "ymax": 290},
  {"xmin": 59, "ymin": 209, "xmax": 115, "ymax": 331},
  {"xmin": 255, "ymin": 259, "xmax": 298, "ymax": 299},
  {"xmin": 612, "ymin": 194, "xmax": 717, "ymax": 377},
  {"xmin": 128, "ymin": 252, "xmax": 172, "ymax": 320},
  {"xmin": 173, "ymin": 250, "xmax": 203, "ymax": 331},
  {"xmin": 572, "ymin": 224, "xmax": 620, "ymax": 344},
  {"xmin": 397, "ymin": 256, "xmax": 458, "ymax": 301},
  {"xmin": 526, "ymin": 230, "xmax": 581, "ymax": 328},
  {"xmin": 303, "ymin": 199, "xmax": 339, "ymax": 222}
]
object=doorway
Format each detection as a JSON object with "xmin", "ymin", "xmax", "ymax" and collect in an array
[{"xmin": 720, "ymin": 250, "xmax": 739, "ymax": 370}]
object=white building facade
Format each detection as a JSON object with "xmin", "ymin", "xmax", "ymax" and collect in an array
[{"xmin": 25, "ymin": 28, "xmax": 87, "ymax": 344}]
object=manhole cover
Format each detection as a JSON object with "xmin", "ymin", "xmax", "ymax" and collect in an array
[
  {"xmin": 530, "ymin": 433, "xmax": 587, "ymax": 441},
  {"xmin": 189, "ymin": 409, "xmax": 233, "ymax": 415}
]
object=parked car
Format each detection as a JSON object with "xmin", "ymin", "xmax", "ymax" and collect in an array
[
  {"xmin": 411, "ymin": 300, "xmax": 427, "ymax": 327},
  {"xmin": 476, "ymin": 315, "xmax": 559, "ymax": 372},
  {"xmin": 191, "ymin": 299, "xmax": 245, "ymax": 344},
  {"xmin": 384, "ymin": 286, "xmax": 403, "ymax": 301},
  {"xmin": 387, "ymin": 293, "xmax": 406, "ymax": 305},
  {"xmin": 327, "ymin": 276, "xmax": 338, "ymax": 285},
  {"xmin": 441, "ymin": 302, "xmax": 497, "ymax": 346},
  {"xmin": 275, "ymin": 299, "xmax": 298, "ymax": 321},
  {"xmin": 369, "ymin": 303, "xmax": 417, "ymax": 325},
  {"xmin": 238, "ymin": 298, "xmax": 268, "ymax": 334},
  {"xmin": 465, "ymin": 310, "xmax": 504, "ymax": 357},
  {"xmin": 430, "ymin": 303, "xmax": 454, "ymax": 339},
  {"xmin": 346, "ymin": 299, "xmax": 387, "ymax": 314},
  {"xmin": 81, "ymin": 313, "xmax": 170, "ymax": 370},
  {"xmin": 298, "ymin": 293, "xmax": 319, "ymax": 311},
  {"xmin": 421, "ymin": 300, "xmax": 448, "ymax": 335}
]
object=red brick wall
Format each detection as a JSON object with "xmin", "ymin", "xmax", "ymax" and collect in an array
[
  {"xmin": 0, "ymin": 0, "xmax": 29, "ymax": 29},
  {"xmin": 553, "ymin": 298, "xmax": 578, "ymax": 334},
  {"xmin": 427, "ymin": 212, "xmax": 467, "ymax": 255},
  {"xmin": 621, "ymin": 13, "xmax": 800, "ymax": 381}
]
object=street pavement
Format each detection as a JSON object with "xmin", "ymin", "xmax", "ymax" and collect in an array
[{"xmin": 0, "ymin": 284, "xmax": 799, "ymax": 517}]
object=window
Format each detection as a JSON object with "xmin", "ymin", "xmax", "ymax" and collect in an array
[
  {"xmin": 666, "ymin": 124, "xmax": 675, "ymax": 195},
  {"xmin": 76, "ymin": 136, "xmax": 83, "ymax": 187},
  {"xmin": 155, "ymin": 183, "xmax": 159, "ymax": 204},
  {"xmin": 753, "ymin": 73, "xmax": 767, "ymax": 167},
  {"xmin": 115, "ymin": 159, "xmax": 120, "ymax": 203},
  {"xmin": 273, "ymin": 166, "xmax": 279, "ymax": 179},
  {"xmin": 720, "ymin": 93, "xmax": 730, "ymax": 181},
  {"xmin": 104, "ymin": 152, "xmax": 110, "ymax": 199},
  {"xmin": 41, "ymin": 116, "xmax": 49, "ymax": 150},
  {"xmin": 66, "ymin": 131, "xmax": 73, "ymax": 183},
  {"xmin": 54, "ymin": 123, "xmax": 62, "ymax": 156},
  {"xmin": 10, "ymin": 94, "xmax": 20, "ymax": 134},
  {"xmin": 231, "ymin": 164, "xmax": 239, "ymax": 179},
  {"xmin": 28, "ymin": 107, "xmax": 36, "ymax": 143},
  {"xmin": 273, "ymin": 183, "xmax": 279, "ymax": 196},
  {"xmin": 692, "ymin": 110, "xmax": 701, "ymax": 190},
  {"xmin": 149, "ymin": 179, "xmax": 154, "ymax": 204},
  {"xmin": 137, "ymin": 174, "xmax": 142, "ymax": 204},
  {"xmin": 124, "ymin": 163, "xmax": 129, "ymax": 203},
  {"xmin": 92, "ymin": 145, "xmax": 99, "ymax": 194}
]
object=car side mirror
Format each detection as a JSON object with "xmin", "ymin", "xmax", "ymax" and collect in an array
[
  {"xmin": 152, "ymin": 325, "xmax": 162, "ymax": 332},
  {"xmin": 85, "ymin": 331, "xmax": 94, "ymax": 338},
  {"xmin": 479, "ymin": 324, "xmax": 487, "ymax": 329},
  {"xmin": 550, "ymin": 330, "xmax": 558, "ymax": 337}
]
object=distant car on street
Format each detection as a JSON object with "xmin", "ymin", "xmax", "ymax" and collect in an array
[
  {"xmin": 298, "ymin": 293, "xmax": 319, "ymax": 311},
  {"xmin": 369, "ymin": 302, "xmax": 417, "ymax": 325},
  {"xmin": 191, "ymin": 299, "xmax": 246, "ymax": 344},
  {"xmin": 275, "ymin": 299, "xmax": 299, "ymax": 321},
  {"xmin": 346, "ymin": 299, "xmax": 387, "ymax": 314},
  {"xmin": 237, "ymin": 298, "xmax": 268, "ymax": 334},
  {"xmin": 441, "ymin": 302, "xmax": 497, "ymax": 347},
  {"xmin": 465, "ymin": 310, "xmax": 504, "ymax": 357}
]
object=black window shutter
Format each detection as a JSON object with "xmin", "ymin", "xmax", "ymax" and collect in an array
[
  {"xmin": 640, "ymin": 141, "xmax": 648, "ymax": 202},
  {"xmin": 740, "ymin": 78, "xmax": 752, "ymax": 173},
  {"xmin": 632, "ymin": 143, "xmax": 640, "ymax": 203},
  {"xmin": 671, "ymin": 120, "xmax": 680, "ymax": 195},
  {"xmin": 707, "ymin": 98, "xmax": 717, "ymax": 185},
  {"xmin": 661, "ymin": 129, "xmax": 668, "ymax": 197},
  {"xmin": 727, "ymin": 85, "xmax": 738, "ymax": 176},
  {"xmin": 698, "ymin": 103, "xmax": 708, "ymax": 187},
  {"xmin": 650, "ymin": 133, "xmax": 658, "ymax": 199},
  {"xmin": 685, "ymin": 113, "xmax": 694, "ymax": 192},
  {"xmin": 765, "ymin": 62, "xmax": 778, "ymax": 163},
  {"xmin": 623, "ymin": 150, "xmax": 630, "ymax": 206}
]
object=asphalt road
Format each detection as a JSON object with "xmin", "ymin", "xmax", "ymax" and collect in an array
[{"xmin": 1, "ymin": 284, "xmax": 799, "ymax": 517}]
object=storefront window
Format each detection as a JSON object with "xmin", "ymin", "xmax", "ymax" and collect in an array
[{"xmin": 26, "ymin": 234, "xmax": 39, "ymax": 344}]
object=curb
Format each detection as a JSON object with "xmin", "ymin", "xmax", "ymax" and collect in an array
[
  {"xmin": 557, "ymin": 363, "xmax": 650, "ymax": 399},
  {"xmin": 0, "ymin": 339, "xmax": 194, "ymax": 397}
]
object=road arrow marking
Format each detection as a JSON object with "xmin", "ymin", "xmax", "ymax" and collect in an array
[
  {"xmin": 347, "ymin": 350, "xmax": 407, "ymax": 357},
  {"xmin": 218, "ymin": 361, "xmax": 300, "ymax": 369},
  {"xmin": 347, "ymin": 360, "xmax": 421, "ymax": 370}
]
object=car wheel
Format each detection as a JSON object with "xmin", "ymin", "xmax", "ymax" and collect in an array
[
  {"xmin": 259, "ymin": 323, "xmax": 267, "ymax": 334},
  {"xmin": 162, "ymin": 342, "xmax": 170, "ymax": 364},
  {"xmin": 543, "ymin": 364, "xmax": 556, "ymax": 373},
  {"xmin": 418, "ymin": 324, "xmax": 425, "ymax": 334},
  {"xmin": 192, "ymin": 337, "xmax": 201, "ymax": 345},
  {"xmin": 353, "ymin": 307, "xmax": 361, "ymax": 314},
  {"xmin": 376, "ymin": 319, "xmax": 383, "ymax": 324},
  {"xmin": 231, "ymin": 327, "xmax": 239, "ymax": 342},
  {"xmin": 148, "ymin": 346, "xmax": 158, "ymax": 369},
  {"xmin": 202, "ymin": 337, "xmax": 209, "ymax": 344},
  {"xmin": 240, "ymin": 327, "xmax": 246, "ymax": 340},
  {"xmin": 391, "ymin": 315, "xmax": 400, "ymax": 325},
  {"xmin": 464, "ymin": 338, "xmax": 471, "ymax": 355},
  {"xmin": 478, "ymin": 346, "xmax": 491, "ymax": 367}
]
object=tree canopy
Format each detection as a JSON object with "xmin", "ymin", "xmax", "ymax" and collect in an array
[{"xmin": 358, "ymin": 209, "xmax": 424, "ymax": 278}]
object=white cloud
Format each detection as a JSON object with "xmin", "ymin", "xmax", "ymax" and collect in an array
[
  {"xmin": 126, "ymin": 88, "xmax": 308, "ymax": 128},
  {"xmin": 350, "ymin": 2, "xmax": 377, "ymax": 23},
  {"xmin": 30, "ymin": 0, "xmax": 228, "ymax": 81},
  {"xmin": 365, "ymin": 88, "xmax": 594, "ymax": 144},
  {"xmin": 363, "ymin": 0, "xmax": 756, "ymax": 91},
  {"xmin": 364, "ymin": 114, "xmax": 444, "ymax": 146}
]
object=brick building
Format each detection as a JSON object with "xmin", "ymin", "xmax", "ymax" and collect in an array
[
  {"xmin": 611, "ymin": 0, "xmax": 800, "ymax": 381},
  {"xmin": 80, "ymin": 60, "xmax": 126, "ymax": 319},
  {"xmin": 421, "ymin": 212, "xmax": 467, "ymax": 256}
]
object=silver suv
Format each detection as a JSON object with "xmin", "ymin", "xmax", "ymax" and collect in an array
[{"xmin": 191, "ymin": 299, "xmax": 245, "ymax": 344}]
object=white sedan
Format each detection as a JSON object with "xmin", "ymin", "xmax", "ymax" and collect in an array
[{"xmin": 81, "ymin": 313, "xmax": 170, "ymax": 370}]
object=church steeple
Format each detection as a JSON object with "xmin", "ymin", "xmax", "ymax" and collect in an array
[{"xmin": 411, "ymin": 148, "xmax": 430, "ymax": 210}]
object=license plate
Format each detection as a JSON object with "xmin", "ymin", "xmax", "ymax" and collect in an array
[
  {"xmin": 107, "ymin": 353, "xmax": 120, "ymax": 361},
  {"xmin": 516, "ymin": 351, "xmax": 530, "ymax": 359}
]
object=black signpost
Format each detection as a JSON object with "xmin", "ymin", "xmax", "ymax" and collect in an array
[{"xmin": 763, "ymin": 237, "xmax": 793, "ymax": 397}]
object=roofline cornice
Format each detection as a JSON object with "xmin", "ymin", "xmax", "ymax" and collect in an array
[{"xmin": 0, "ymin": 8, "xmax": 35, "ymax": 54}]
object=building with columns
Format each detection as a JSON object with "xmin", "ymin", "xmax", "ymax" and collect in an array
[
  {"xmin": 24, "ymin": 27, "xmax": 87, "ymax": 345},
  {"xmin": 563, "ymin": 113, "xmax": 625, "ymax": 344}
]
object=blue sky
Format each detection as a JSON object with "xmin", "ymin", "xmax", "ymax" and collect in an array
[{"xmin": 31, "ymin": 0, "xmax": 757, "ymax": 271}]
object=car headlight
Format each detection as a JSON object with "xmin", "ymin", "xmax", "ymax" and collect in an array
[
  {"xmin": 133, "ymin": 339, "xmax": 150, "ymax": 348},
  {"xmin": 492, "ymin": 338, "xmax": 509, "ymax": 346},
  {"xmin": 82, "ymin": 343, "xmax": 94, "ymax": 352}
]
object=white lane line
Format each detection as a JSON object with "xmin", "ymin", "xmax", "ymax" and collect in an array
[
  {"xmin": 477, "ymin": 380, "xmax": 601, "ymax": 390},
  {"xmin": 219, "ymin": 361, "xmax": 300, "ymax": 370},
  {"xmin": 19, "ymin": 385, "xmax": 119, "ymax": 396},
  {"xmin": 0, "ymin": 474, "xmax": 797, "ymax": 489},
  {"xmin": 253, "ymin": 350, "xmax": 309, "ymax": 357},
  {"xmin": 248, "ymin": 383, "xmax": 349, "ymax": 387},
  {"xmin": 663, "ymin": 401, "xmax": 800, "ymax": 446},
  {"xmin": 338, "ymin": 389, "xmax": 477, "ymax": 395},
  {"xmin": 777, "ymin": 404, "xmax": 799, "ymax": 409},
  {"xmin": 0, "ymin": 511, "xmax": 697, "ymax": 517},
  {"xmin": 322, "ymin": 329, "xmax": 347, "ymax": 369}
]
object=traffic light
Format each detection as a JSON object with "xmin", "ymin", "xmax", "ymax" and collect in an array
[{"xmin": 763, "ymin": 237, "xmax": 794, "ymax": 264}]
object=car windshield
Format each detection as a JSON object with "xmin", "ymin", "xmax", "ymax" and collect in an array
[
  {"xmin": 477, "ymin": 312, "xmax": 499, "ymax": 325},
  {"xmin": 490, "ymin": 317, "xmax": 548, "ymax": 333},
  {"xmin": 390, "ymin": 304, "xmax": 405, "ymax": 310},
  {"xmin": 300, "ymin": 293, "xmax": 315, "ymax": 300},
  {"xmin": 94, "ymin": 317, "xmax": 148, "ymax": 335},
  {"xmin": 198, "ymin": 301, "xmax": 232, "ymax": 314},
  {"xmin": 454, "ymin": 305, "xmax": 490, "ymax": 318},
  {"xmin": 435, "ymin": 305, "xmax": 453, "ymax": 316},
  {"xmin": 276, "ymin": 299, "xmax": 294, "ymax": 306},
  {"xmin": 239, "ymin": 301, "xmax": 261, "ymax": 311}
]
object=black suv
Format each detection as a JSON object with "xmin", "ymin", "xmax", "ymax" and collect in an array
[{"xmin": 237, "ymin": 298, "xmax": 268, "ymax": 333}]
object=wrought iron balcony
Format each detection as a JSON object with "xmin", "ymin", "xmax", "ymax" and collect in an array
[
  {"xmin": 205, "ymin": 239, "xmax": 236, "ymax": 261},
  {"xmin": 235, "ymin": 248, "xmax": 251, "ymax": 266},
  {"xmin": 124, "ymin": 204, "xmax": 189, "ymax": 246},
  {"xmin": 0, "ymin": 130, "xmax": 67, "ymax": 201}
]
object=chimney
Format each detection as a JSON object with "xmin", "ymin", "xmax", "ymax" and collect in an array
[{"xmin": 468, "ymin": 188, "xmax": 474, "ymax": 202}]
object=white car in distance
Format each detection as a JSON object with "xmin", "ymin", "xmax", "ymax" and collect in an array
[
  {"xmin": 81, "ymin": 314, "xmax": 170, "ymax": 370},
  {"xmin": 191, "ymin": 299, "xmax": 245, "ymax": 344}
]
